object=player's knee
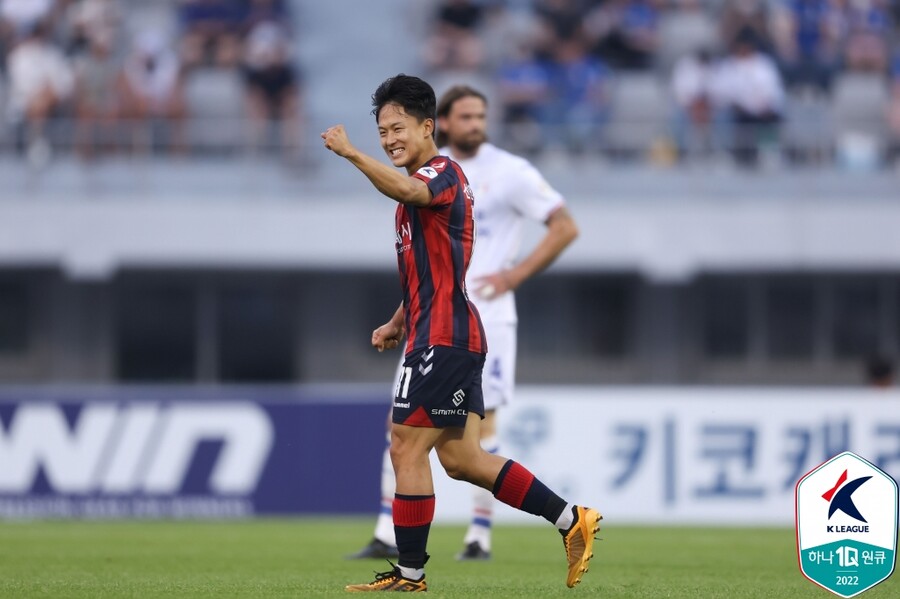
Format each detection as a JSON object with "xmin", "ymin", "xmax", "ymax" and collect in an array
[
  {"xmin": 443, "ymin": 462, "xmax": 468, "ymax": 481},
  {"xmin": 438, "ymin": 453, "xmax": 473, "ymax": 482}
]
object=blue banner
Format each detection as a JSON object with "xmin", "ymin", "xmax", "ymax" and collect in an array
[{"xmin": 0, "ymin": 387, "xmax": 389, "ymax": 518}]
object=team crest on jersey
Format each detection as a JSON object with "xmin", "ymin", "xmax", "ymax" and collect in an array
[{"xmin": 417, "ymin": 160, "xmax": 446, "ymax": 180}]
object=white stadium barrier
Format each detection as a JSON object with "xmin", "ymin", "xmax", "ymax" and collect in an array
[{"xmin": 430, "ymin": 386, "xmax": 900, "ymax": 525}]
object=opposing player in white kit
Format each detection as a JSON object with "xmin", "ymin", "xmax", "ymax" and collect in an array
[{"xmin": 347, "ymin": 85, "xmax": 579, "ymax": 561}]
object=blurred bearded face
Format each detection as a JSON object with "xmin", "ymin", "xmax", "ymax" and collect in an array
[{"xmin": 442, "ymin": 96, "xmax": 487, "ymax": 154}]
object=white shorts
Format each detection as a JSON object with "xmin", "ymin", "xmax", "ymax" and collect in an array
[
  {"xmin": 392, "ymin": 322, "xmax": 516, "ymax": 411},
  {"xmin": 481, "ymin": 322, "xmax": 516, "ymax": 410}
]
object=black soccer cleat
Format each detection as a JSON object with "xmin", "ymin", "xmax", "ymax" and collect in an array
[
  {"xmin": 455, "ymin": 541, "xmax": 491, "ymax": 561},
  {"xmin": 346, "ymin": 538, "xmax": 400, "ymax": 560}
]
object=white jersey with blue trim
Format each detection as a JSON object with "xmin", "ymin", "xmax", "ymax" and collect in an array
[{"xmin": 441, "ymin": 142, "xmax": 565, "ymax": 325}]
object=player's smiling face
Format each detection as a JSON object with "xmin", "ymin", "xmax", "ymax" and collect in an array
[{"xmin": 377, "ymin": 103, "xmax": 433, "ymax": 170}]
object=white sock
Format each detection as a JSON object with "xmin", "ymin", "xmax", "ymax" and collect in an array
[
  {"xmin": 373, "ymin": 437, "xmax": 397, "ymax": 546},
  {"xmin": 463, "ymin": 436, "xmax": 499, "ymax": 550},
  {"xmin": 555, "ymin": 504, "xmax": 577, "ymax": 531},
  {"xmin": 398, "ymin": 566, "xmax": 424, "ymax": 581}
]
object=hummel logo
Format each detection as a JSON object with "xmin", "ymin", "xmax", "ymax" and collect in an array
[
  {"xmin": 452, "ymin": 389, "xmax": 465, "ymax": 406},
  {"xmin": 418, "ymin": 346, "xmax": 436, "ymax": 375}
]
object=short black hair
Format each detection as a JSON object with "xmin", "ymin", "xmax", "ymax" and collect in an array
[{"xmin": 371, "ymin": 74, "xmax": 436, "ymax": 125}]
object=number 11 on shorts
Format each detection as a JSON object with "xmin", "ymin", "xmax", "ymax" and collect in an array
[{"xmin": 396, "ymin": 367, "xmax": 412, "ymax": 400}]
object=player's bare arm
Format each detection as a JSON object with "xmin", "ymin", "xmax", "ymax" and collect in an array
[
  {"xmin": 475, "ymin": 206, "xmax": 579, "ymax": 300},
  {"xmin": 372, "ymin": 303, "xmax": 405, "ymax": 352},
  {"xmin": 321, "ymin": 123, "xmax": 433, "ymax": 207}
]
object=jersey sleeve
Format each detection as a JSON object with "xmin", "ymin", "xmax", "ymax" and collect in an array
[
  {"xmin": 510, "ymin": 160, "xmax": 565, "ymax": 222},
  {"xmin": 412, "ymin": 162, "xmax": 456, "ymax": 209}
]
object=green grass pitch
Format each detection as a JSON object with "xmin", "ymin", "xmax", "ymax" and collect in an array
[{"xmin": 0, "ymin": 518, "xmax": 896, "ymax": 598}]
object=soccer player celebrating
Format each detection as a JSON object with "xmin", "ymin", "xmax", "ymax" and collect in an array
[
  {"xmin": 349, "ymin": 85, "xmax": 580, "ymax": 562},
  {"xmin": 322, "ymin": 74, "xmax": 600, "ymax": 592}
]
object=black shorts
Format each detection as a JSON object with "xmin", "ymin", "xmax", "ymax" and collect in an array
[{"xmin": 392, "ymin": 345, "xmax": 485, "ymax": 428}]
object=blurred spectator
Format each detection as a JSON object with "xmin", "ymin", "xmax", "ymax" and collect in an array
[
  {"xmin": 865, "ymin": 354, "xmax": 895, "ymax": 387},
  {"xmin": 62, "ymin": 0, "xmax": 121, "ymax": 57},
  {"xmin": 0, "ymin": 0, "xmax": 59, "ymax": 67},
  {"xmin": 423, "ymin": 0, "xmax": 485, "ymax": 72},
  {"xmin": 242, "ymin": 21, "xmax": 300, "ymax": 155},
  {"xmin": 6, "ymin": 21, "xmax": 73, "ymax": 163},
  {"xmin": 73, "ymin": 28, "xmax": 119, "ymax": 158},
  {"xmin": 534, "ymin": 0, "xmax": 584, "ymax": 55},
  {"xmin": 544, "ymin": 38, "xmax": 611, "ymax": 153},
  {"xmin": 118, "ymin": 31, "xmax": 187, "ymax": 154},
  {"xmin": 720, "ymin": 0, "xmax": 774, "ymax": 53},
  {"xmin": 840, "ymin": 0, "xmax": 890, "ymax": 73},
  {"xmin": 771, "ymin": 0, "xmax": 841, "ymax": 92},
  {"xmin": 586, "ymin": 0, "xmax": 659, "ymax": 71},
  {"xmin": 496, "ymin": 40, "xmax": 551, "ymax": 155},
  {"xmin": 671, "ymin": 48, "xmax": 717, "ymax": 158},
  {"xmin": 178, "ymin": 0, "xmax": 243, "ymax": 69},
  {"xmin": 711, "ymin": 29, "xmax": 785, "ymax": 167},
  {"xmin": 0, "ymin": 0, "xmax": 57, "ymax": 34},
  {"xmin": 887, "ymin": 48, "xmax": 900, "ymax": 164}
]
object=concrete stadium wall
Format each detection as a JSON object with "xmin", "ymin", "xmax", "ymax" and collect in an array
[{"xmin": 3, "ymin": 195, "xmax": 900, "ymax": 282}]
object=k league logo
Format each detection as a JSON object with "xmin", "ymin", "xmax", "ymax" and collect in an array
[
  {"xmin": 796, "ymin": 451, "xmax": 898, "ymax": 598},
  {"xmin": 823, "ymin": 469, "xmax": 871, "ymax": 525}
]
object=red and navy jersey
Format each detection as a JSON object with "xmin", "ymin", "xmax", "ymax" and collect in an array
[{"xmin": 396, "ymin": 155, "xmax": 487, "ymax": 356}]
